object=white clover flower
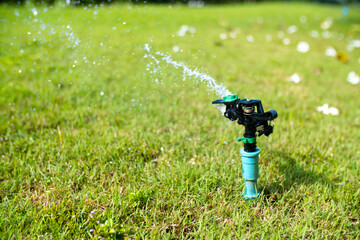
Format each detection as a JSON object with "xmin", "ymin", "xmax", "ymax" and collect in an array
[
  {"xmin": 297, "ymin": 41, "xmax": 310, "ymax": 53},
  {"xmin": 188, "ymin": 27, "xmax": 196, "ymax": 34},
  {"xmin": 317, "ymin": 104, "xmax": 339, "ymax": 116},
  {"xmin": 352, "ymin": 40, "xmax": 360, "ymax": 48},
  {"xmin": 325, "ymin": 47, "xmax": 337, "ymax": 57},
  {"xmin": 219, "ymin": 33, "xmax": 227, "ymax": 40},
  {"xmin": 321, "ymin": 18, "xmax": 333, "ymax": 30},
  {"xmin": 347, "ymin": 40, "xmax": 360, "ymax": 52},
  {"xmin": 229, "ymin": 32, "xmax": 237, "ymax": 39},
  {"xmin": 347, "ymin": 71, "xmax": 360, "ymax": 85},
  {"xmin": 322, "ymin": 31, "xmax": 331, "ymax": 39},
  {"xmin": 265, "ymin": 34, "xmax": 272, "ymax": 42},
  {"xmin": 283, "ymin": 38, "xmax": 290, "ymax": 45},
  {"xmin": 246, "ymin": 35, "xmax": 254, "ymax": 42},
  {"xmin": 172, "ymin": 45, "xmax": 180, "ymax": 52},
  {"xmin": 310, "ymin": 30, "xmax": 319, "ymax": 38},
  {"xmin": 287, "ymin": 73, "xmax": 301, "ymax": 83},
  {"xmin": 287, "ymin": 25, "xmax": 297, "ymax": 34},
  {"xmin": 177, "ymin": 25, "xmax": 196, "ymax": 36},
  {"xmin": 177, "ymin": 25, "xmax": 189, "ymax": 36}
]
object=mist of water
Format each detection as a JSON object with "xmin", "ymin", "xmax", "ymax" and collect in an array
[{"xmin": 144, "ymin": 44, "xmax": 232, "ymax": 113}]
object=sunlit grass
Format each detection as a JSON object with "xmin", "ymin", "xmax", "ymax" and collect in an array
[{"xmin": 0, "ymin": 2, "xmax": 359, "ymax": 239}]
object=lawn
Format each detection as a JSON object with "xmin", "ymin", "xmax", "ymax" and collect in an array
[{"xmin": 0, "ymin": 2, "xmax": 359, "ymax": 239}]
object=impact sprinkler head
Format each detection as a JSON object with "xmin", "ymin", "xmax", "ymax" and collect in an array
[{"xmin": 213, "ymin": 94, "xmax": 278, "ymax": 200}]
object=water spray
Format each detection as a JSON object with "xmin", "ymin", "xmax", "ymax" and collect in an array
[{"xmin": 212, "ymin": 94, "xmax": 277, "ymax": 200}]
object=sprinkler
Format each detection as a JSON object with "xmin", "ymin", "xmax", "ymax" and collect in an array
[{"xmin": 212, "ymin": 94, "xmax": 277, "ymax": 200}]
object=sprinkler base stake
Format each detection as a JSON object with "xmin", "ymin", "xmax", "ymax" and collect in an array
[{"xmin": 241, "ymin": 148, "xmax": 261, "ymax": 200}]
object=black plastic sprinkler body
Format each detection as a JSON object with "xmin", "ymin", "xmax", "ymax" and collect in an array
[{"xmin": 213, "ymin": 94, "xmax": 277, "ymax": 200}]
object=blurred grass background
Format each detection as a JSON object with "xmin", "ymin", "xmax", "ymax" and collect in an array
[{"xmin": 0, "ymin": 2, "xmax": 359, "ymax": 239}]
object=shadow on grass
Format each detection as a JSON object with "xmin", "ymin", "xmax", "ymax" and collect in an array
[{"xmin": 261, "ymin": 150, "xmax": 332, "ymax": 202}]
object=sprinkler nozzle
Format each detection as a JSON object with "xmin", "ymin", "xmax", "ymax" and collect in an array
[{"xmin": 212, "ymin": 95, "xmax": 277, "ymax": 151}]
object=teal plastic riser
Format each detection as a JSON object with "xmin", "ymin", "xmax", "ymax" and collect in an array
[{"xmin": 240, "ymin": 148, "xmax": 261, "ymax": 200}]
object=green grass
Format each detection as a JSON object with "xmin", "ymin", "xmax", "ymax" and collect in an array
[{"xmin": 1, "ymin": 2, "xmax": 360, "ymax": 239}]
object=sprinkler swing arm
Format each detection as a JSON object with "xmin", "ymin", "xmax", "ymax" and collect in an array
[{"xmin": 212, "ymin": 94, "xmax": 278, "ymax": 200}]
